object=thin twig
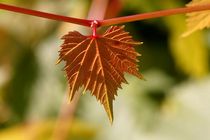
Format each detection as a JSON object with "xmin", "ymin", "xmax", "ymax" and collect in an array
[
  {"xmin": 0, "ymin": 3, "xmax": 92, "ymax": 26},
  {"xmin": 100, "ymin": 4, "xmax": 210, "ymax": 26},
  {"xmin": 51, "ymin": 92, "xmax": 81, "ymax": 140}
]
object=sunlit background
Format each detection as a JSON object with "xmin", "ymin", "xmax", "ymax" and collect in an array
[{"xmin": 0, "ymin": 0, "xmax": 210, "ymax": 140}]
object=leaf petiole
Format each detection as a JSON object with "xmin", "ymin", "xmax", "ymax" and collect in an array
[{"xmin": 91, "ymin": 20, "xmax": 99, "ymax": 37}]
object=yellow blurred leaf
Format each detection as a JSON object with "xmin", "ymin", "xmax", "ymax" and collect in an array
[
  {"xmin": 0, "ymin": 120, "xmax": 96, "ymax": 140},
  {"xmin": 183, "ymin": 0, "xmax": 210, "ymax": 37},
  {"xmin": 165, "ymin": 15, "xmax": 208, "ymax": 78}
]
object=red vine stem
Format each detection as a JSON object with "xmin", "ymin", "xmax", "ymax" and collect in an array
[
  {"xmin": 100, "ymin": 4, "xmax": 210, "ymax": 26},
  {"xmin": 0, "ymin": 3, "xmax": 92, "ymax": 27},
  {"xmin": 1, "ymin": 3, "xmax": 210, "ymax": 27}
]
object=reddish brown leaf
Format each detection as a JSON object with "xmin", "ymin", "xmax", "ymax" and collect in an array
[{"xmin": 57, "ymin": 25, "xmax": 143, "ymax": 123}]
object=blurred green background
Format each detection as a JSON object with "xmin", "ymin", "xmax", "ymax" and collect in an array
[{"xmin": 0, "ymin": 0, "xmax": 210, "ymax": 140}]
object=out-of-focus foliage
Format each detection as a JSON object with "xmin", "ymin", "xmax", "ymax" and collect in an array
[
  {"xmin": 0, "ymin": 0, "xmax": 210, "ymax": 140},
  {"xmin": 0, "ymin": 120, "xmax": 96, "ymax": 140},
  {"xmin": 164, "ymin": 1, "xmax": 209, "ymax": 78},
  {"xmin": 5, "ymin": 48, "xmax": 39, "ymax": 122}
]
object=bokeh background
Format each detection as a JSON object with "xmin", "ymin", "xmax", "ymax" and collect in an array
[{"xmin": 1, "ymin": 0, "xmax": 210, "ymax": 140}]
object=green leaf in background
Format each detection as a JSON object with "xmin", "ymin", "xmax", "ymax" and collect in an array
[
  {"xmin": 166, "ymin": 17, "xmax": 208, "ymax": 78},
  {"xmin": 4, "ymin": 48, "xmax": 39, "ymax": 122}
]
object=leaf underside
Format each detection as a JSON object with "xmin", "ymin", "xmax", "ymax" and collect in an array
[
  {"xmin": 183, "ymin": 0, "xmax": 210, "ymax": 37},
  {"xmin": 57, "ymin": 25, "xmax": 143, "ymax": 123}
]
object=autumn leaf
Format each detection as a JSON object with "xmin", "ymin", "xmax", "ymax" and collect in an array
[
  {"xmin": 183, "ymin": 0, "xmax": 210, "ymax": 37},
  {"xmin": 57, "ymin": 25, "xmax": 143, "ymax": 123}
]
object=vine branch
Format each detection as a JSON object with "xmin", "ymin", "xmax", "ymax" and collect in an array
[
  {"xmin": 1, "ymin": 3, "xmax": 210, "ymax": 27},
  {"xmin": 0, "ymin": 3, "xmax": 92, "ymax": 27},
  {"xmin": 100, "ymin": 4, "xmax": 210, "ymax": 26}
]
